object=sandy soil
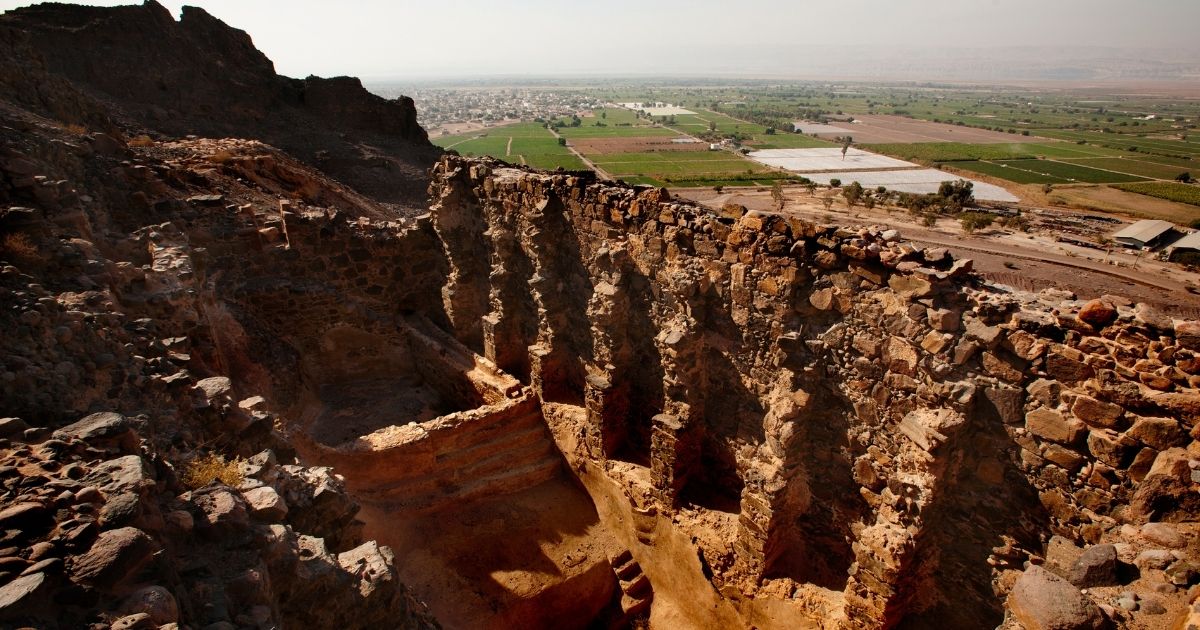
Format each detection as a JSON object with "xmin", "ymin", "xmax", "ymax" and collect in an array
[
  {"xmin": 676, "ymin": 186, "xmax": 1200, "ymax": 317},
  {"xmin": 803, "ymin": 114, "xmax": 1036, "ymax": 144},
  {"xmin": 359, "ymin": 477, "xmax": 620, "ymax": 629}
]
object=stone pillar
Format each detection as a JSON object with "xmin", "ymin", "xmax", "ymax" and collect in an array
[
  {"xmin": 650, "ymin": 413, "xmax": 701, "ymax": 506},
  {"xmin": 584, "ymin": 373, "xmax": 628, "ymax": 459}
]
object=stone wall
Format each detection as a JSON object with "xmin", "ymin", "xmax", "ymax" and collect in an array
[{"xmin": 428, "ymin": 155, "xmax": 1200, "ymax": 628}]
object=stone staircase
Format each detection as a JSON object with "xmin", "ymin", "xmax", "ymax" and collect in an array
[
  {"xmin": 363, "ymin": 406, "xmax": 563, "ymax": 513},
  {"xmin": 610, "ymin": 548, "xmax": 653, "ymax": 620}
]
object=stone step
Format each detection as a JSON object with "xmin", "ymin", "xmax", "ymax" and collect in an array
[
  {"xmin": 610, "ymin": 549, "xmax": 633, "ymax": 569},
  {"xmin": 621, "ymin": 573, "xmax": 651, "ymax": 597},
  {"xmin": 614, "ymin": 559, "xmax": 641, "ymax": 581},
  {"xmin": 620, "ymin": 592, "xmax": 652, "ymax": 617}
]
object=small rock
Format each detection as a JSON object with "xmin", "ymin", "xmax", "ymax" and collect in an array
[{"xmin": 111, "ymin": 612, "xmax": 156, "ymax": 630}]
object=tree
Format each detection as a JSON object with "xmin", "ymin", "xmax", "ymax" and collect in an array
[
  {"xmin": 821, "ymin": 196, "xmax": 835, "ymax": 212},
  {"xmin": 829, "ymin": 178, "xmax": 842, "ymax": 188},
  {"xmin": 709, "ymin": 121, "xmax": 717, "ymax": 132},
  {"xmin": 771, "ymin": 181, "xmax": 785, "ymax": 211},
  {"xmin": 557, "ymin": 137, "xmax": 567, "ymax": 146},
  {"xmin": 765, "ymin": 126, "xmax": 776, "ymax": 135},
  {"xmin": 805, "ymin": 182, "xmax": 817, "ymax": 197},
  {"xmin": 713, "ymin": 185, "xmax": 724, "ymax": 194},
  {"xmin": 843, "ymin": 181, "xmax": 864, "ymax": 208},
  {"xmin": 841, "ymin": 136, "xmax": 853, "ymax": 160},
  {"xmin": 959, "ymin": 212, "xmax": 996, "ymax": 234},
  {"xmin": 937, "ymin": 179, "xmax": 974, "ymax": 212},
  {"xmin": 1176, "ymin": 172, "xmax": 1193, "ymax": 183}
]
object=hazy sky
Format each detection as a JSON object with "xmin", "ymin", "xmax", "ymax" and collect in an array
[{"xmin": 2, "ymin": 0, "xmax": 1198, "ymax": 79}]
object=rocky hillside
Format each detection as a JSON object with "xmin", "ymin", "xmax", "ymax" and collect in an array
[{"xmin": 0, "ymin": 1, "xmax": 440, "ymax": 214}]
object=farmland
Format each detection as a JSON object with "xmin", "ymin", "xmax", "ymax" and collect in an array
[
  {"xmin": 433, "ymin": 121, "xmax": 587, "ymax": 170},
  {"xmin": 420, "ymin": 81, "xmax": 1200, "ymax": 218},
  {"xmin": 1113, "ymin": 182, "xmax": 1200, "ymax": 207}
]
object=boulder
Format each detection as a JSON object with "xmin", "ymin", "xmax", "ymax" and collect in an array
[
  {"xmin": 1008, "ymin": 566, "xmax": 1105, "ymax": 630},
  {"xmin": 1077, "ymin": 299, "xmax": 1117, "ymax": 328},
  {"xmin": 1140, "ymin": 523, "xmax": 1186, "ymax": 549},
  {"xmin": 53, "ymin": 411, "xmax": 138, "ymax": 452},
  {"xmin": 1027, "ymin": 409, "xmax": 1084, "ymax": 445},
  {"xmin": 192, "ymin": 486, "xmax": 249, "ymax": 533},
  {"xmin": 1068, "ymin": 544, "xmax": 1119, "ymax": 588},
  {"xmin": 1175, "ymin": 320, "xmax": 1200, "ymax": 351},
  {"xmin": 121, "ymin": 585, "xmax": 179, "ymax": 625},
  {"xmin": 243, "ymin": 486, "xmax": 288, "ymax": 520},
  {"xmin": 1069, "ymin": 396, "xmax": 1123, "ymax": 429},
  {"xmin": 1125, "ymin": 416, "xmax": 1182, "ymax": 450},
  {"xmin": 0, "ymin": 417, "xmax": 30, "ymax": 438},
  {"xmin": 193, "ymin": 376, "xmax": 232, "ymax": 401},
  {"xmin": 0, "ymin": 572, "xmax": 48, "ymax": 614},
  {"xmin": 71, "ymin": 527, "xmax": 156, "ymax": 590}
]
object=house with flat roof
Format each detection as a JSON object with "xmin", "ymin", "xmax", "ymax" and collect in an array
[{"xmin": 1112, "ymin": 219, "xmax": 1176, "ymax": 249}]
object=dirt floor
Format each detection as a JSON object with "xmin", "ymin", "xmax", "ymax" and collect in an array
[
  {"xmin": 677, "ymin": 186, "xmax": 1200, "ymax": 317},
  {"xmin": 358, "ymin": 477, "xmax": 620, "ymax": 630},
  {"xmin": 571, "ymin": 136, "xmax": 706, "ymax": 154},
  {"xmin": 804, "ymin": 114, "xmax": 1038, "ymax": 144}
]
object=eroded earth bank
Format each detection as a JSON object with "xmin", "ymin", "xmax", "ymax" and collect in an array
[{"xmin": 0, "ymin": 3, "xmax": 1198, "ymax": 630}]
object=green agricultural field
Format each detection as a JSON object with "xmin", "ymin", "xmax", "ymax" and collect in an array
[
  {"xmin": 1113, "ymin": 182, "xmax": 1200, "ymax": 207},
  {"xmin": 995, "ymin": 159, "xmax": 1149, "ymax": 183},
  {"xmin": 948, "ymin": 160, "xmax": 1068, "ymax": 184},
  {"xmin": 1058, "ymin": 158, "xmax": 1196, "ymax": 181},
  {"xmin": 432, "ymin": 122, "xmax": 587, "ymax": 171},
  {"xmin": 554, "ymin": 107, "xmax": 679, "ymax": 138},
  {"xmin": 667, "ymin": 109, "xmax": 835, "ymax": 150},
  {"xmin": 1036, "ymin": 130, "xmax": 1200, "ymax": 158}
]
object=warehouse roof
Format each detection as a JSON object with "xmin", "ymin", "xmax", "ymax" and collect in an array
[{"xmin": 1112, "ymin": 220, "xmax": 1175, "ymax": 245}]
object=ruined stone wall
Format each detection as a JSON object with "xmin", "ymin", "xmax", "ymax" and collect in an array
[{"xmin": 428, "ymin": 155, "xmax": 1200, "ymax": 628}]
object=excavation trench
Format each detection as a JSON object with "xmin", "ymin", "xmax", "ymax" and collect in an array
[{"xmin": 193, "ymin": 156, "xmax": 1192, "ymax": 630}]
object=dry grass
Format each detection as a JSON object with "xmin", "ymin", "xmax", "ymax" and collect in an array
[
  {"xmin": 1, "ymin": 233, "xmax": 43, "ymax": 263},
  {"xmin": 128, "ymin": 135, "xmax": 156, "ymax": 148},
  {"xmin": 182, "ymin": 453, "xmax": 245, "ymax": 489},
  {"xmin": 65, "ymin": 123, "xmax": 88, "ymax": 136}
]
